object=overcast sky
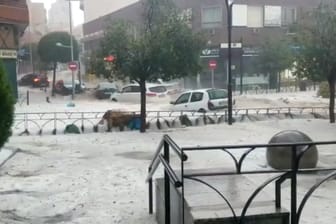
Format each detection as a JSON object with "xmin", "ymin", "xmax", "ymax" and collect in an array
[{"xmin": 31, "ymin": 0, "xmax": 84, "ymax": 26}]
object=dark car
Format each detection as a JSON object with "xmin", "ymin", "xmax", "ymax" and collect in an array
[
  {"xmin": 18, "ymin": 73, "xmax": 38, "ymax": 86},
  {"xmin": 95, "ymin": 82, "xmax": 118, "ymax": 99},
  {"xmin": 18, "ymin": 73, "xmax": 50, "ymax": 87}
]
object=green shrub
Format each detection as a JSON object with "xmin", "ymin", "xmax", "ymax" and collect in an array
[
  {"xmin": 0, "ymin": 60, "xmax": 15, "ymax": 148},
  {"xmin": 64, "ymin": 124, "xmax": 81, "ymax": 134},
  {"xmin": 318, "ymin": 82, "xmax": 330, "ymax": 98}
]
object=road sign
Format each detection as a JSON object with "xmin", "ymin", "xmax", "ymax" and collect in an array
[
  {"xmin": 208, "ymin": 60, "xmax": 217, "ymax": 70},
  {"xmin": 68, "ymin": 61, "xmax": 78, "ymax": 71},
  {"xmin": 104, "ymin": 55, "xmax": 115, "ymax": 62}
]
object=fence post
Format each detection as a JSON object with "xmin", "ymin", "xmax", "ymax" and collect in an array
[
  {"xmin": 181, "ymin": 147, "xmax": 185, "ymax": 224},
  {"xmin": 26, "ymin": 90, "xmax": 29, "ymax": 105},
  {"xmin": 164, "ymin": 141, "xmax": 170, "ymax": 224},
  {"xmin": 81, "ymin": 112, "xmax": 85, "ymax": 132},
  {"xmin": 291, "ymin": 146, "xmax": 298, "ymax": 224},
  {"xmin": 53, "ymin": 113, "xmax": 57, "ymax": 135},
  {"xmin": 148, "ymin": 167, "xmax": 153, "ymax": 214},
  {"xmin": 275, "ymin": 173, "xmax": 289, "ymax": 209}
]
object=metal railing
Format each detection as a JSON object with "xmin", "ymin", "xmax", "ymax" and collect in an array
[
  {"xmin": 13, "ymin": 107, "xmax": 330, "ymax": 135},
  {"xmin": 147, "ymin": 136, "xmax": 336, "ymax": 224},
  {"xmin": 146, "ymin": 135, "xmax": 188, "ymax": 224}
]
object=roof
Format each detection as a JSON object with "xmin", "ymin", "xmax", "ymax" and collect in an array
[
  {"xmin": 121, "ymin": 83, "xmax": 167, "ymax": 88},
  {"xmin": 182, "ymin": 88, "xmax": 227, "ymax": 94}
]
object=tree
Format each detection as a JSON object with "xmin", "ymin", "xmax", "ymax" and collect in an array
[
  {"xmin": 38, "ymin": 32, "xmax": 79, "ymax": 96},
  {"xmin": 255, "ymin": 39, "xmax": 294, "ymax": 92},
  {"xmin": 0, "ymin": 60, "xmax": 15, "ymax": 149},
  {"xmin": 102, "ymin": 0, "xmax": 205, "ymax": 132},
  {"xmin": 294, "ymin": 3, "xmax": 336, "ymax": 123},
  {"xmin": 86, "ymin": 51, "xmax": 109, "ymax": 79}
]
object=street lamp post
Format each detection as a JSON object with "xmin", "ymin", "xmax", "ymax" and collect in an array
[
  {"xmin": 68, "ymin": 0, "xmax": 75, "ymax": 100},
  {"xmin": 225, "ymin": 0, "xmax": 235, "ymax": 125}
]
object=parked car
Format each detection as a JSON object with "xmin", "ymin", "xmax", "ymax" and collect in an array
[
  {"xmin": 110, "ymin": 83, "xmax": 168, "ymax": 102},
  {"xmin": 55, "ymin": 80, "xmax": 85, "ymax": 95},
  {"xmin": 19, "ymin": 73, "xmax": 49, "ymax": 87},
  {"xmin": 95, "ymin": 82, "xmax": 118, "ymax": 99},
  {"xmin": 18, "ymin": 73, "xmax": 38, "ymax": 86},
  {"xmin": 170, "ymin": 88, "xmax": 233, "ymax": 112},
  {"xmin": 156, "ymin": 79, "xmax": 182, "ymax": 95}
]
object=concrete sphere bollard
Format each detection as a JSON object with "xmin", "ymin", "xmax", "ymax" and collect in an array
[{"xmin": 266, "ymin": 130, "xmax": 318, "ymax": 169}]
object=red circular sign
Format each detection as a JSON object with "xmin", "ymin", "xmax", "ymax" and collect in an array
[
  {"xmin": 68, "ymin": 61, "xmax": 78, "ymax": 71},
  {"xmin": 104, "ymin": 55, "xmax": 115, "ymax": 62},
  {"xmin": 208, "ymin": 60, "xmax": 217, "ymax": 70}
]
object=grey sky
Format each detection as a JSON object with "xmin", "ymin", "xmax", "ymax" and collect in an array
[{"xmin": 31, "ymin": 0, "xmax": 84, "ymax": 26}]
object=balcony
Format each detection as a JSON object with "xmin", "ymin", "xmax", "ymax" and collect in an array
[{"xmin": 0, "ymin": 0, "xmax": 29, "ymax": 25}]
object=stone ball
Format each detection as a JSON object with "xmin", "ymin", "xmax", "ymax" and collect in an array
[{"xmin": 266, "ymin": 130, "xmax": 318, "ymax": 170}]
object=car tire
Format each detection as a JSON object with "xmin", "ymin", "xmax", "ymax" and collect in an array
[
  {"xmin": 111, "ymin": 98, "xmax": 117, "ymax": 102},
  {"xmin": 198, "ymin": 108, "xmax": 206, "ymax": 113}
]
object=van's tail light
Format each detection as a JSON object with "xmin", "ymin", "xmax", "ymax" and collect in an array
[
  {"xmin": 208, "ymin": 101, "xmax": 215, "ymax": 110},
  {"xmin": 33, "ymin": 78, "xmax": 39, "ymax": 82},
  {"xmin": 146, "ymin": 93, "xmax": 157, "ymax": 97}
]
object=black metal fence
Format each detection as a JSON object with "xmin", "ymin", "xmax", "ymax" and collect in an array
[
  {"xmin": 146, "ymin": 135, "xmax": 336, "ymax": 224},
  {"xmin": 13, "ymin": 107, "xmax": 330, "ymax": 135}
]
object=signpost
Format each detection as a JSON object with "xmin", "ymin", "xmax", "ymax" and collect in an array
[
  {"xmin": 209, "ymin": 60, "xmax": 217, "ymax": 88},
  {"xmin": 104, "ymin": 55, "xmax": 115, "ymax": 80},
  {"xmin": 67, "ymin": 61, "xmax": 77, "ymax": 105},
  {"xmin": 68, "ymin": 61, "xmax": 78, "ymax": 71},
  {"xmin": 104, "ymin": 55, "xmax": 115, "ymax": 62}
]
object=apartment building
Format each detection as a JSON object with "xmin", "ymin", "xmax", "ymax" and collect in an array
[
  {"xmin": 21, "ymin": 1, "xmax": 47, "ymax": 44},
  {"xmin": 0, "ymin": 0, "xmax": 29, "ymax": 97},
  {"xmin": 81, "ymin": 0, "xmax": 139, "ymax": 23},
  {"xmin": 82, "ymin": 0, "xmax": 322, "ymax": 88},
  {"xmin": 48, "ymin": 0, "xmax": 71, "ymax": 32}
]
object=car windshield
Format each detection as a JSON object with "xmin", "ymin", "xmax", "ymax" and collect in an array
[
  {"xmin": 207, "ymin": 89, "xmax": 228, "ymax": 100},
  {"xmin": 148, "ymin": 86, "xmax": 167, "ymax": 93}
]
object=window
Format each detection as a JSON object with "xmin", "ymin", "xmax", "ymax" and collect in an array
[
  {"xmin": 247, "ymin": 6, "xmax": 263, "ymax": 28},
  {"xmin": 207, "ymin": 89, "xmax": 227, "ymax": 100},
  {"xmin": 190, "ymin": 92, "xmax": 204, "ymax": 102},
  {"xmin": 122, "ymin": 86, "xmax": 132, "ymax": 93},
  {"xmin": 202, "ymin": 6, "xmax": 222, "ymax": 28},
  {"xmin": 175, "ymin": 93, "xmax": 191, "ymax": 104},
  {"xmin": 282, "ymin": 7, "xmax": 297, "ymax": 26},
  {"xmin": 232, "ymin": 4, "xmax": 247, "ymax": 27},
  {"xmin": 148, "ymin": 86, "xmax": 167, "ymax": 93},
  {"xmin": 131, "ymin": 86, "xmax": 141, "ymax": 92},
  {"xmin": 264, "ymin": 6, "xmax": 282, "ymax": 27}
]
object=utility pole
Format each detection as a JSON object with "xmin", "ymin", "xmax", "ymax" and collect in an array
[
  {"xmin": 69, "ymin": 0, "xmax": 75, "ymax": 100},
  {"xmin": 225, "ymin": 0, "xmax": 235, "ymax": 125},
  {"xmin": 28, "ymin": 4, "xmax": 34, "ymax": 74}
]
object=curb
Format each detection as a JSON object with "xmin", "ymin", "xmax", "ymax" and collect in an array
[{"xmin": 0, "ymin": 148, "xmax": 20, "ymax": 168}]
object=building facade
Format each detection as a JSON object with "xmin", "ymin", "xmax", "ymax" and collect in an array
[
  {"xmin": 0, "ymin": 0, "xmax": 29, "ymax": 97},
  {"xmin": 81, "ymin": 0, "xmax": 139, "ymax": 23},
  {"xmin": 82, "ymin": 0, "xmax": 322, "ymax": 89},
  {"xmin": 21, "ymin": 1, "xmax": 47, "ymax": 44},
  {"xmin": 48, "ymin": 0, "xmax": 71, "ymax": 32}
]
